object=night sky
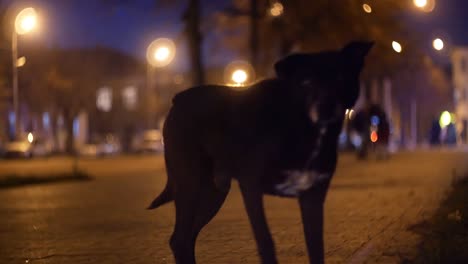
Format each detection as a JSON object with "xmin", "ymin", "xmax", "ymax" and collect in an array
[{"xmin": 11, "ymin": 0, "xmax": 468, "ymax": 67}]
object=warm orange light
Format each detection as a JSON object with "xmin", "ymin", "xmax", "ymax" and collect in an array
[
  {"xmin": 362, "ymin": 4, "xmax": 372, "ymax": 13},
  {"xmin": 413, "ymin": 0, "xmax": 427, "ymax": 8},
  {"xmin": 370, "ymin": 131, "xmax": 378, "ymax": 143},
  {"xmin": 146, "ymin": 38, "xmax": 176, "ymax": 67},
  {"xmin": 15, "ymin": 7, "xmax": 38, "ymax": 35},
  {"xmin": 269, "ymin": 2, "xmax": 284, "ymax": 17}
]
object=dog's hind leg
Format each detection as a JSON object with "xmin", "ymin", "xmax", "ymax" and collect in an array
[
  {"xmin": 167, "ymin": 154, "xmax": 204, "ymax": 264},
  {"xmin": 239, "ymin": 182, "xmax": 278, "ymax": 264},
  {"xmin": 168, "ymin": 153, "xmax": 227, "ymax": 264},
  {"xmin": 191, "ymin": 181, "xmax": 229, "ymax": 242},
  {"xmin": 171, "ymin": 193, "xmax": 198, "ymax": 264}
]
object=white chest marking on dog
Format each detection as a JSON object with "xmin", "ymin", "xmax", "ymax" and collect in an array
[{"xmin": 275, "ymin": 170, "xmax": 331, "ymax": 196}]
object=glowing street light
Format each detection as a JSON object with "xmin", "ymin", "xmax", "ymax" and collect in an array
[
  {"xmin": 16, "ymin": 56, "xmax": 26, "ymax": 67},
  {"xmin": 413, "ymin": 0, "xmax": 435, "ymax": 12},
  {"xmin": 15, "ymin": 7, "xmax": 37, "ymax": 35},
  {"xmin": 12, "ymin": 7, "xmax": 38, "ymax": 139},
  {"xmin": 27, "ymin": 132, "xmax": 34, "ymax": 143},
  {"xmin": 362, "ymin": 4, "xmax": 372, "ymax": 13},
  {"xmin": 413, "ymin": 0, "xmax": 427, "ymax": 8},
  {"xmin": 269, "ymin": 2, "xmax": 284, "ymax": 17},
  {"xmin": 146, "ymin": 38, "xmax": 176, "ymax": 68},
  {"xmin": 154, "ymin": 46, "xmax": 170, "ymax": 62},
  {"xmin": 231, "ymin": 69, "xmax": 248, "ymax": 86},
  {"xmin": 224, "ymin": 61, "xmax": 255, "ymax": 88},
  {"xmin": 145, "ymin": 38, "xmax": 176, "ymax": 128},
  {"xmin": 392, "ymin": 41, "xmax": 402, "ymax": 53},
  {"xmin": 433, "ymin": 38, "xmax": 444, "ymax": 51}
]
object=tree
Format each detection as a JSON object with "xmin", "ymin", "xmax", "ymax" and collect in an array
[
  {"xmin": 213, "ymin": 0, "xmax": 425, "ymax": 78},
  {"xmin": 22, "ymin": 46, "xmax": 144, "ymax": 153},
  {"xmin": 183, "ymin": 0, "xmax": 205, "ymax": 85},
  {"xmin": 100, "ymin": 0, "xmax": 206, "ymax": 86}
]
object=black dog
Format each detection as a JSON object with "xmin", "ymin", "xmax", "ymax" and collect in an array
[{"xmin": 148, "ymin": 41, "xmax": 373, "ymax": 264}]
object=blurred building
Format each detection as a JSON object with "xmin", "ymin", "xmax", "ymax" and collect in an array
[{"xmin": 452, "ymin": 47, "xmax": 468, "ymax": 144}]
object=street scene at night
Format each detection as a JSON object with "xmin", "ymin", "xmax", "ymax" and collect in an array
[{"xmin": 1, "ymin": 0, "xmax": 468, "ymax": 263}]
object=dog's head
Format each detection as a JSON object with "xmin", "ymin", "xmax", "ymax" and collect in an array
[{"xmin": 275, "ymin": 41, "xmax": 373, "ymax": 124}]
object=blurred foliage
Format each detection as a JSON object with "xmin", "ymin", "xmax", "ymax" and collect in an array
[
  {"xmin": 212, "ymin": 0, "xmax": 427, "ymax": 78},
  {"xmin": 20, "ymin": 46, "xmax": 144, "ymax": 152}
]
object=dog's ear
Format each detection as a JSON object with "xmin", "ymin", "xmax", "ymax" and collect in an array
[
  {"xmin": 341, "ymin": 41, "xmax": 373, "ymax": 109},
  {"xmin": 341, "ymin": 41, "xmax": 374, "ymax": 71},
  {"xmin": 274, "ymin": 54, "xmax": 305, "ymax": 79}
]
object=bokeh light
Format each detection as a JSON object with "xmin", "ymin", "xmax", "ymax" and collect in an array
[
  {"xmin": 413, "ymin": 0, "xmax": 427, "ymax": 8},
  {"xmin": 392, "ymin": 41, "xmax": 402, "ymax": 53},
  {"xmin": 439, "ymin": 111, "xmax": 452, "ymax": 128},
  {"xmin": 224, "ymin": 60, "xmax": 255, "ymax": 88},
  {"xmin": 413, "ymin": 0, "xmax": 435, "ymax": 12},
  {"xmin": 15, "ymin": 7, "xmax": 37, "ymax": 35},
  {"xmin": 146, "ymin": 38, "xmax": 176, "ymax": 67},
  {"xmin": 231, "ymin": 69, "xmax": 248, "ymax": 85},
  {"xmin": 433, "ymin": 38, "xmax": 444, "ymax": 51},
  {"xmin": 269, "ymin": 2, "xmax": 284, "ymax": 17},
  {"xmin": 27, "ymin": 132, "xmax": 34, "ymax": 143},
  {"xmin": 362, "ymin": 4, "xmax": 372, "ymax": 13}
]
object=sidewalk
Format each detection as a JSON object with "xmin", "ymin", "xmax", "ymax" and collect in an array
[{"xmin": 0, "ymin": 151, "xmax": 466, "ymax": 263}]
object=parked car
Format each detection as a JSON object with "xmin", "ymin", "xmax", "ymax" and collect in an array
[
  {"xmin": 31, "ymin": 138, "xmax": 54, "ymax": 157},
  {"xmin": 3, "ymin": 140, "xmax": 33, "ymax": 159},
  {"xmin": 77, "ymin": 143, "xmax": 99, "ymax": 157},
  {"xmin": 78, "ymin": 134, "xmax": 121, "ymax": 157},
  {"xmin": 99, "ymin": 134, "xmax": 121, "ymax": 156},
  {"xmin": 132, "ymin": 129, "xmax": 164, "ymax": 153}
]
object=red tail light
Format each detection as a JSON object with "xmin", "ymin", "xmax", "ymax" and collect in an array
[{"xmin": 370, "ymin": 131, "xmax": 378, "ymax": 143}]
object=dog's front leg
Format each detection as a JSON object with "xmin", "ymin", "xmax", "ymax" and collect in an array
[
  {"xmin": 239, "ymin": 182, "xmax": 278, "ymax": 264},
  {"xmin": 298, "ymin": 185, "xmax": 329, "ymax": 264}
]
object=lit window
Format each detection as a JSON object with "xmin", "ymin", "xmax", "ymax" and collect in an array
[
  {"xmin": 97, "ymin": 87, "xmax": 112, "ymax": 112},
  {"xmin": 122, "ymin": 86, "xmax": 137, "ymax": 110}
]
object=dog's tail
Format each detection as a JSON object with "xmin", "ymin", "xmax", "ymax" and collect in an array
[{"xmin": 147, "ymin": 183, "xmax": 173, "ymax": 210}]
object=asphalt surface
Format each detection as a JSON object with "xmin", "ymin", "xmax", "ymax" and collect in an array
[{"xmin": 0, "ymin": 150, "xmax": 466, "ymax": 263}]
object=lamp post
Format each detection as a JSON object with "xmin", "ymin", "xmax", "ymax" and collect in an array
[
  {"xmin": 12, "ymin": 7, "xmax": 37, "ymax": 139},
  {"xmin": 145, "ymin": 38, "xmax": 175, "ymax": 128}
]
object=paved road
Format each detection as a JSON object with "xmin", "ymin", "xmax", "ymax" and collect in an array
[{"xmin": 0, "ymin": 151, "xmax": 467, "ymax": 263}]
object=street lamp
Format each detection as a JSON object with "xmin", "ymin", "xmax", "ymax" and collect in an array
[
  {"xmin": 413, "ymin": 0, "xmax": 435, "ymax": 12},
  {"xmin": 231, "ymin": 69, "xmax": 248, "ymax": 86},
  {"xmin": 413, "ymin": 0, "xmax": 427, "ymax": 8},
  {"xmin": 433, "ymin": 38, "xmax": 444, "ymax": 51},
  {"xmin": 146, "ymin": 38, "xmax": 176, "ymax": 68},
  {"xmin": 12, "ymin": 7, "xmax": 37, "ymax": 139},
  {"xmin": 224, "ymin": 61, "xmax": 255, "ymax": 88},
  {"xmin": 145, "ymin": 38, "xmax": 176, "ymax": 128}
]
